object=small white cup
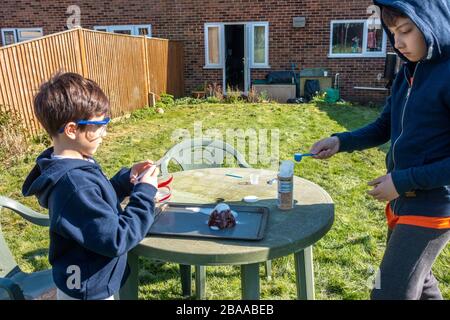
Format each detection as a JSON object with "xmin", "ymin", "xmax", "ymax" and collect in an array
[
  {"xmin": 324, "ymin": 71, "xmax": 328, "ymax": 77},
  {"xmin": 250, "ymin": 174, "xmax": 260, "ymax": 185}
]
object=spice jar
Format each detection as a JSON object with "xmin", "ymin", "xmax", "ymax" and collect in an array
[{"xmin": 277, "ymin": 160, "xmax": 294, "ymax": 210}]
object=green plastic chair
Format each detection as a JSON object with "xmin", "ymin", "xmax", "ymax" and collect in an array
[
  {"xmin": 0, "ymin": 196, "xmax": 55, "ymax": 300},
  {"xmin": 160, "ymin": 138, "xmax": 272, "ymax": 299},
  {"xmin": 160, "ymin": 138, "xmax": 251, "ymax": 175}
]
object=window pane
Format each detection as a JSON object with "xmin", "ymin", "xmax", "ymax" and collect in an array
[
  {"xmin": 367, "ymin": 20, "xmax": 383, "ymax": 52},
  {"xmin": 138, "ymin": 27, "xmax": 149, "ymax": 36},
  {"xmin": 3, "ymin": 31, "xmax": 16, "ymax": 45},
  {"xmin": 17, "ymin": 29, "xmax": 42, "ymax": 41},
  {"xmin": 332, "ymin": 23, "xmax": 364, "ymax": 54},
  {"xmin": 113, "ymin": 30, "xmax": 132, "ymax": 35},
  {"xmin": 254, "ymin": 26, "xmax": 266, "ymax": 64},
  {"xmin": 208, "ymin": 26, "xmax": 220, "ymax": 65},
  {"xmin": 96, "ymin": 28, "xmax": 107, "ymax": 32}
]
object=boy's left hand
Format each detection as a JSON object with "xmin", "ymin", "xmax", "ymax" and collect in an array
[
  {"xmin": 130, "ymin": 160, "xmax": 154, "ymax": 184},
  {"xmin": 367, "ymin": 173, "xmax": 400, "ymax": 202}
]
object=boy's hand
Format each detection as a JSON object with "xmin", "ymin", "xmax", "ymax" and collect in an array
[
  {"xmin": 310, "ymin": 136, "xmax": 340, "ymax": 159},
  {"xmin": 130, "ymin": 160, "xmax": 154, "ymax": 184},
  {"xmin": 138, "ymin": 165, "xmax": 159, "ymax": 189},
  {"xmin": 367, "ymin": 174, "xmax": 400, "ymax": 202}
]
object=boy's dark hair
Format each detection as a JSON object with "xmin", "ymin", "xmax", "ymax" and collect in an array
[
  {"xmin": 34, "ymin": 72, "xmax": 110, "ymax": 137},
  {"xmin": 381, "ymin": 6, "xmax": 408, "ymax": 27}
]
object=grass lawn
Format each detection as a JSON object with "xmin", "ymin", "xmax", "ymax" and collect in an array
[{"xmin": 1, "ymin": 101, "xmax": 448, "ymax": 300}]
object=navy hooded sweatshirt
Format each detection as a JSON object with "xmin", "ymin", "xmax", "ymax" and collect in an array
[
  {"xmin": 333, "ymin": 0, "xmax": 450, "ymax": 217},
  {"xmin": 22, "ymin": 147, "xmax": 157, "ymax": 299}
]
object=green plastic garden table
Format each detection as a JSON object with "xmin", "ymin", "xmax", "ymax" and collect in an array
[{"xmin": 120, "ymin": 167, "xmax": 334, "ymax": 300}]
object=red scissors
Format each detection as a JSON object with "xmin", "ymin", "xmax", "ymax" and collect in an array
[{"xmin": 156, "ymin": 174, "xmax": 173, "ymax": 202}]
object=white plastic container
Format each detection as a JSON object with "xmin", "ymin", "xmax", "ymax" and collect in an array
[{"xmin": 277, "ymin": 160, "xmax": 294, "ymax": 210}]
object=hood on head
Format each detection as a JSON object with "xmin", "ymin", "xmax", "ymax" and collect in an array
[{"xmin": 374, "ymin": 0, "xmax": 450, "ymax": 62}]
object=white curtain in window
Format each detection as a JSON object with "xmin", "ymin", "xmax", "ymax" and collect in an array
[
  {"xmin": 17, "ymin": 29, "xmax": 43, "ymax": 42},
  {"xmin": 208, "ymin": 26, "xmax": 220, "ymax": 65},
  {"xmin": 250, "ymin": 23, "xmax": 268, "ymax": 67},
  {"xmin": 253, "ymin": 26, "xmax": 266, "ymax": 64}
]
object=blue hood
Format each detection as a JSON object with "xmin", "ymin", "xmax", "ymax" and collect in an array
[
  {"xmin": 22, "ymin": 147, "xmax": 98, "ymax": 208},
  {"xmin": 374, "ymin": 0, "xmax": 450, "ymax": 62}
]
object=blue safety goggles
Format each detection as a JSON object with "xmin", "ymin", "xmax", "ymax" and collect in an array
[{"xmin": 58, "ymin": 117, "xmax": 111, "ymax": 134}]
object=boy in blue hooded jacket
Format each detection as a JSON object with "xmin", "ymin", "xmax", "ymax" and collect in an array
[
  {"xmin": 22, "ymin": 72, "xmax": 159, "ymax": 300},
  {"xmin": 310, "ymin": 0, "xmax": 450, "ymax": 299}
]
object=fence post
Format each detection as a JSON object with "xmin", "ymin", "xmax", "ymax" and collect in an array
[
  {"xmin": 180, "ymin": 42, "xmax": 185, "ymax": 97},
  {"xmin": 77, "ymin": 28, "xmax": 88, "ymax": 77},
  {"xmin": 142, "ymin": 36, "xmax": 150, "ymax": 106}
]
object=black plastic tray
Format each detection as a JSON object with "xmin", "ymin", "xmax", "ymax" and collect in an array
[{"xmin": 148, "ymin": 203, "xmax": 269, "ymax": 241}]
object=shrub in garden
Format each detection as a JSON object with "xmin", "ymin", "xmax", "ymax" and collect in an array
[{"xmin": 0, "ymin": 109, "xmax": 29, "ymax": 165}]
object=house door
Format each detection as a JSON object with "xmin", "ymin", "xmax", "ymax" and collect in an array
[{"xmin": 223, "ymin": 24, "xmax": 251, "ymax": 93}]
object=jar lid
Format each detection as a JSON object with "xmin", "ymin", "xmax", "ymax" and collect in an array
[
  {"xmin": 279, "ymin": 160, "xmax": 294, "ymax": 177},
  {"xmin": 243, "ymin": 195, "xmax": 259, "ymax": 203}
]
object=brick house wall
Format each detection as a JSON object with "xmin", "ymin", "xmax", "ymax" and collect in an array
[{"xmin": 0, "ymin": 0, "xmax": 393, "ymax": 104}]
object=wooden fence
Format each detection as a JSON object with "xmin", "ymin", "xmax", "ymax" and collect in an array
[{"xmin": 0, "ymin": 28, "xmax": 184, "ymax": 136}]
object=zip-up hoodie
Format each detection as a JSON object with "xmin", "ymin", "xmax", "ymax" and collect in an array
[
  {"xmin": 333, "ymin": 0, "xmax": 450, "ymax": 217},
  {"xmin": 22, "ymin": 147, "xmax": 157, "ymax": 299}
]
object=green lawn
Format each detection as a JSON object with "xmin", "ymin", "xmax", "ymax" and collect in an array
[{"xmin": 1, "ymin": 101, "xmax": 448, "ymax": 300}]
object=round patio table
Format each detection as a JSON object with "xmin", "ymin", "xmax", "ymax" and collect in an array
[{"xmin": 120, "ymin": 167, "xmax": 334, "ymax": 300}]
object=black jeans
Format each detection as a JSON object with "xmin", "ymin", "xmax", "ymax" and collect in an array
[{"xmin": 371, "ymin": 224, "xmax": 450, "ymax": 300}]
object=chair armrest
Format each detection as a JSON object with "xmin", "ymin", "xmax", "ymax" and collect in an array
[
  {"xmin": 0, "ymin": 277, "xmax": 25, "ymax": 300},
  {"xmin": 0, "ymin": 196, "xmax": 49, "ymax": 227}
]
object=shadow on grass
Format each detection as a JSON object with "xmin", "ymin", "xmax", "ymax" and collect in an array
[
  {"xmin": 22, "ymin": 248, "xmax": 50, "ymax": 270},
  {"xmin": 314, "ymin": 102, "xmax": 390, "ymax": 155},
  {"xmin": 138, "ymin": 259, "xmax": 244, "ymax": 299},
  {"xmin": 22, "ymin": 248, "xmax": 48, "ymax": 259},
  {"xmin": 134, "ymin": 199, "xmax": 333, "ymax": 299}
]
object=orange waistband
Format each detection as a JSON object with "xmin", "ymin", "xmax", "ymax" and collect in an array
[{"xmin": 385, "ymin": 203, "xmax": 450, "ymax": 230}]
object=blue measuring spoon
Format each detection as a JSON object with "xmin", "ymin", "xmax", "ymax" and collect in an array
[{"xmin": 294, "ymin": 153, "xmax": 316, "ymax": 162}]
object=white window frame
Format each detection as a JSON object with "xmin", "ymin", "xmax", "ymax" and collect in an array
[
  {"xmin": 204, "ymin": 22, "xmax": 270, "ymax": 69},
  {"xmin": 1, "ymin": 28, "xmax": 17, "ymax": 45},
  {"xmin": 94, "ymin": 26, "xmax": 108, "ymax": 32},
  {"xmin": 16, "ymin": 28, "xmax": 44, "ymax": 42},
  {"xmin": 328, "ymin": 19, "xmax": 387, "ymax": 58},
  {"xmin": 1, "ymin": 27, "xmax": 43, "ymax": 46},
  {"xmin": 133, "ymin": 25, "xmax": 152, "ymax": 37},
  {"xmin": 249, "ymin": 22, "xmax": 270, "ymax": 68},
  {"xmin": 204, "ymin": 23, "xmax": 224, "ymax": 69},
  {"xmin": 94, "ymin": 25, "xmax": 152, "ymax": 37}
]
